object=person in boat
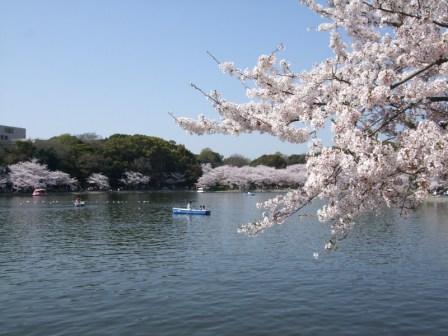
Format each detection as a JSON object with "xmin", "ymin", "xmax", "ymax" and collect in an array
[
  {"xmin": 187, "ymin": 201, "xmax": 191, "ymax": 210},
  {"xmin": 74, "ymin": 197, "xmax": 81, "ymax": 206}
]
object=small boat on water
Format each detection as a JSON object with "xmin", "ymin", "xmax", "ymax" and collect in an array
[
  {"xmin": 247, "ymin": 192, "xmax": 255, "ymax": 196},
  {"xmin": 74, "ymin": 201, "xmax": 86, "ymax": 207},
  {"xmin": 32, "ymin": 188, "xmax": 47, "ymax": 196},
  {"xmin": 197, "ymin": 187, "xmax": 204, "ymax": 193},
  {"xmin": 172, "ymin": 207, "xmax": 211, "ymax": 215}
]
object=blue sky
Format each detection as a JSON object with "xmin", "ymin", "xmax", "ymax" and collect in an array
[{"xmin": 0, "ymin": 0, "xmax": 331, "ymax": 158}]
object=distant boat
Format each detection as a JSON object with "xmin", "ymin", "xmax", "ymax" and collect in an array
[
  {"xmin": 197, "ymin": 187, "xmax": 205, "ymax": 193},
  {"xmin": 247, "ymin": 192, "xmax": 255, "ymax": 196},
  {"xmin": 74, "ymin": 200, "xmax": 86, "ymax": 207},
  {"xmin": 32, "ymin": 188, "xmax": 47, "ymax": 196},
  {"xmin": 172, "ymin": 207, "xmax": 210, "ymax": 215}
]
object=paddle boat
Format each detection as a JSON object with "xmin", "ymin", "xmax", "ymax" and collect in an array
[
  {"xmin": 247, "ymin": 191, "xmax": 255, "ymax": 196},
  {"xmin": 197, "ymin": 187, "xmax": 204, "ymax": 193},
  {"xmin": 74, "ymin": 197, "xmax": 86, "ymax": 207},
  {"xmin": 74, "ymin": 200, "xmax": 86, "ymax": 207},
  {"xmin": 172, "ymin": 207, "xmax": 210, "ymax": 215},
  {"xmin": 32, "ymin": 188, "xmax": 47, "ymax": 196}
]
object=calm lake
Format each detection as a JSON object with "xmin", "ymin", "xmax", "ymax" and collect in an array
[{"xmin": 1, "ymin": 191, "xmax": 448, "ymax": 335}]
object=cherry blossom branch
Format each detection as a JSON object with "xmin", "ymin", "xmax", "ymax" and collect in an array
[
  {"xmin": 186, "ymin": 83, "xmax": 277, "ymax": 132},
  {"xmin": 206, "ymin": 50, "xmax": 221, "ymax": 65},
  {"xmin": 362, "ymin": 1, "xmax": 448, "ymax": 28},
  {"xmin": 331, "ymin": 74, "xmax": 351, "ymax": 85},
  {"xmin": 428, "ymin": 96, "xmax": 448, "ymax": 102},
  {"xmin": 176, "ymin": 0, "xmax": 448, "ymax": 251},
  {"xmin": 190, "ymin": 83, "xmax": 220, "ymax": 104},
  {"xmin": 370, "ymin": 102, "xmax": 419, "ymax": 136},
  {"xmin": 391, "ymin": 58, "xmax": 447, "ymax": 90}
]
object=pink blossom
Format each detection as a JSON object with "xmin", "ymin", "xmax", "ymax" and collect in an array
[{"xmin": 174, "ymin": 0, "xmax": 448, "ymax": 249}]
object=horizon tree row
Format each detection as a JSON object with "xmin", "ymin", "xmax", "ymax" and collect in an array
[
  {"xmin": 197, "ymin": 164, "xmax": 307, "ymax": 191},
  {"xmin": 0, "ymin": 133, "xmax": 308, "ymax": 192},
  {"xmin": 0, "ymin": 133, "xmax": 202, "ymax": 190},
  {"xmin": 197, "ymin": 148, "xmax": 307, "ymax": 168},
  {"xmin": 0, "ymin": 159, "xmax": 154, "ymax": 192}
]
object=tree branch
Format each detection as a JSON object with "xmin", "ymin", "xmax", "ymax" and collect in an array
[
  {"xmin": 190, "ymin": 83, "xmax": 277, "ymax": 131},
  {"xmin": 363, "ymin": 1, "xmax": 448, "ymax": 28},
  {"xmin": 370, "ymin": 102, "xmax": 418, "ymax": 136},
  {"xmin": 206, "ymin": 50, "xmax": 220, "ymax": 65},
  {"xmin": 190, "ymin": 83, "xmax": 221, "ymax": 105},
  {"xmin": 428, "ymin": 96, "xmax": 448, "ymax": 103},
  {"xmin": 390, "ymin": 58, "xmax": 447, "ymax": 90}
]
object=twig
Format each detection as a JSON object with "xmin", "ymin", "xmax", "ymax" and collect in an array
[{"xmin": 391, "ymin": 58, "xmax": 447, "ymax": 90}]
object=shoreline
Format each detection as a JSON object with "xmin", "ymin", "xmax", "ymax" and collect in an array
[{"xmin": 0, "ymin": 189, "xmax": 293, "ymax": 197}]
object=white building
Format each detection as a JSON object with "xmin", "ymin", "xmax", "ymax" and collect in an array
[{"xmin": 0, "ymin": 125, "xmax": 26, "ymax": 142}]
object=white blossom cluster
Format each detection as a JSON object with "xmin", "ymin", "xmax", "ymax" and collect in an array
[
  {"xmin": 119, "ymin": 171, "xmax": 150, "ymax": 188},
  {"xmin": 87, "ymin": 173, "xmax": 110, "ymax": 191},
  {"xmin": 175, "ymin": 0, "xmax": 448, "ymax": 248},
  {"xmin": 201, "ymin": 163, "xmax": 214, "ymax": 175},
  {"xmin": 197, "ymin": 164, "xmax": 306, "ymax": 190},
  {"xmin": 7, "ymin": 159, "xmax": 77, "ymax": 191}
]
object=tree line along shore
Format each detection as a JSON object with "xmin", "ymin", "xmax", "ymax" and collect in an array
[{"xmin": 0, "ymin": 133, "xmax": 307, "ymax": 192}]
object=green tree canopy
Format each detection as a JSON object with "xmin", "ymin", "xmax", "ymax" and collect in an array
[
  {"xmin": 223, "ymin": 154, "xmax": 251, "ymax": 167},
  {"xmin": 197, "ymin": 148, "xmax": 223, "ymax": 168},
  {"xmin": 286, "ymin": 154, "xmax": 307, "ymax": 165},
  {"xmin": 250, "ymin": 153, "xmax": 287, "ymax": 169},
  {"xmin": 1, "ymin": 133, "xmax": 201, "ymax": 190}
]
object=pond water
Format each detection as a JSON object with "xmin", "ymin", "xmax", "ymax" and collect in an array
[{"xmin": 1, "ymin": 191, "xmax": 448, "ymax": 335}]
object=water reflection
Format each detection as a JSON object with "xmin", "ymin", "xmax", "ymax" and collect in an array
[{"xmin": 1, "ymin": 192, "xmax": 448, "ymax": 336}]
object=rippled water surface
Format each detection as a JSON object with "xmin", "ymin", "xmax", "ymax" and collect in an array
[{"xmin": 1, "ymin": 191, "xmax": 448, "ymax": 335}]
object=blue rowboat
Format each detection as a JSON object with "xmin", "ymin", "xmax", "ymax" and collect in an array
[{"xmin": 172, "ymin": 207, "xmax": 211, "ymax": 215}]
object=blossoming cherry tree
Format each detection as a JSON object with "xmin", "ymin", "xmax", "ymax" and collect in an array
[{"xmin": 173, "ymin": 0, "xmax": 448, "ymax": 249}]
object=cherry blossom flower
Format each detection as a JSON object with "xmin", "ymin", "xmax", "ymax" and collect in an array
[
  {"xmin": 8, "ymin": 159, "xmax": 77, "ymax": 191},
  {"xmin": 119, "ymin": 171, "xmax": 150, "ymax": 189},
  {"xmin": 87, "ymin": 173, "xmax": 110, "ymax": 191}
]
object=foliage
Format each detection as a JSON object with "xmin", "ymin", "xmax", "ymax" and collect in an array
[
  {"xmin": 0, "ymin": 140, "xmax": 35, "ymax": 165},
  {"xmin": 0, "ymin": 134, "xmax": 201, "ymax": 190},
  {"xmin": 286, "ymin": 154, "xmax": 307, "ymax": 165},
  {"xmin": 174, "ymin": 0, "xmax": 448, "ymax": 249},
  {"xmin": 223, "ymin": 154, "xmax": 251, "ymax": 167},
  {"xmin": 76, "ymin": 132, "xmax": 103, "ymax": 142},
  {"xmin": 0, "ymin": 174, "xmax": 8, "ymax": 191},
  {"xmin": 197, "ymin": 147, "xmax": 223, "ymax": 167},
  {"xmin": 250, "ymin": 153, "xmax": 287, "ymax": 169}
]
